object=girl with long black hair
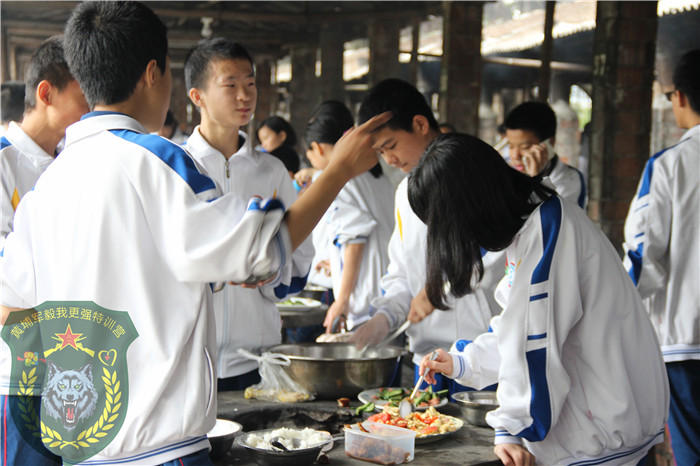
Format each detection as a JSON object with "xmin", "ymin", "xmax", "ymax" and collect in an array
[{"xmin": 413, "ymin": 133, "xmax": 668, "ymax": 466}]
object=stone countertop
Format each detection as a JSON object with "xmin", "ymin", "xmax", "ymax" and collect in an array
[{"xmin": 213, "ymin": 391, "xmax": 502, "ymax": 466}]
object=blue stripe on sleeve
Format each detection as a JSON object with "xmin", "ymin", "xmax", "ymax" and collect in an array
[
  {"xmin": 108, "ymin": 129, "xmax": 217, "ymax": 196},
  {"xmin": 531, "ymin": 196, "xmax": 562, "ymax": 285},
  {"xmin": 626, "ymin": 236, "xmax": 644, "ymax": 286},
  {"xmin": 529, "ymin": 293, "xmax": 548, "ymax": 301},
  {"xmin": 0, "ymin": 136, "xmax": 11, "ymax": 149},
  {"xmin": 527, "ymin": 333, "xmax": 547, "ymax": 340},
  {"xmin": 638, "ymin": 147, "xmax": 671, "ymax": 199},
  {"xmin": 517, "ymin": 347, "xmax": 551, "ymax": 441}
]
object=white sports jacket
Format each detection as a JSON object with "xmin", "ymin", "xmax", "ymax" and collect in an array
[
  {"xmin": 623, "ymin": 125, "xmax": 700, "ymax": 363},
  {"xmin": 373, "ymin": 178, "xmax": 501, "ymax": 365},
  {"xmin": 185, "ymin": 127, "xmax": 313, "ymax": 378},
  {"xmin": 1, "ymin": 112, "xmax": 292, "ymax": 464},
  {"xmin": 326, "ymin": 170, "xmax": 395, "ymax": 329},
  {"xmin": 449, "ymin": 194, "xmax": 669, "ymax": 465},
  {"xmin": 0, "ymin": 122, "xmax": 55, "ymax": 249}
]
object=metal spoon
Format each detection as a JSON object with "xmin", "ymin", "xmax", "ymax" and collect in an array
[
  {"xmin": 398, "ymin": 350, "xmax": 438, "ymax": 418},
  {"xmin": 270, "ymin": 436, "xmax": 301, "ymax": 451}
]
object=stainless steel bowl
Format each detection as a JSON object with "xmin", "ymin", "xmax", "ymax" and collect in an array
[
  {"xmin": 451, "ymin": 391, "xmax": 499, "ymax": 427},
  {"xmin": 207, "ymin": 419, "xmax": 242, "ymax": 460},
  {"xmin": 268, "ymin": 343, "xmax": 404, "ymax": 399},
  {"xmin": 235, "ymin": 429, "xmax": 332, "ymax": 466}
]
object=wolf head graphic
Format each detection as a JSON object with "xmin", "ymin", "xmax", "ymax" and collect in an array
[{"xmin": 43, "ymin": 362, "xmax": 98, "ymax": 430}]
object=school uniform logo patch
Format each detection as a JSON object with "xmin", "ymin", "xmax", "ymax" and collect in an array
[{"xmin": 2, "ymin": 301, "xmax": 138, "ymax": 463}]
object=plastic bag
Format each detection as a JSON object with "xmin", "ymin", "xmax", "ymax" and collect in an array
[{"xmin": 239, "ymin": 349, "xmax": 314, "ymax": 402}]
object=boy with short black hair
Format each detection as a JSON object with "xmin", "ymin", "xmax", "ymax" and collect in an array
[
  {"xmin": 503, "ymin": 101, "xmax": 587, "ymax": 209},
  {"xmin": 0, "ymin": 34, "xmax": 88, "ymax": 466},
  {"xmin": 0, "ymin": 2, "xmax": 388, "ymax": 464},
  {"xmin": 0, "ymin": 35, "xmax": 88, "ymax": 247},
  {"xmin": 623, "ymin": 48, "xmax": 700, "ymax": 466},
  {"xmin": 183, "ymin": 37, "xmax": 314, "ymax": 391},
  {"xmin": 350, "ymin": 79, "xmax": 500, "ymax": 396}
]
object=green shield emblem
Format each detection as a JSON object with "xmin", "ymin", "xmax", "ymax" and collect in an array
[{"xmin": 1, "ymin": 301, "xmax": 138, "ymax": 463}]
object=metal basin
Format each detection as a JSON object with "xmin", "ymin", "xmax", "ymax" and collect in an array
[{"xmin": 268, "ymin": 343, "xmax": 403, "ymax": 399}]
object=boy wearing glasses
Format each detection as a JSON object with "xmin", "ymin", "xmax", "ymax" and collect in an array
[{"xmin": 623, "ymin": 49, "xmax": 700, "ymax": 466}]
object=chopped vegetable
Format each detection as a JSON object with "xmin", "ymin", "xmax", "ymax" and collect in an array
[{"xmin": 355, "ymin": 401, "xmax": 375, "ymax": 415}]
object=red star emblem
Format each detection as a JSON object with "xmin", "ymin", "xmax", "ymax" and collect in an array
[{"xmin": 55, "ymin": 324, "xmax": 83, "ymax": 350}]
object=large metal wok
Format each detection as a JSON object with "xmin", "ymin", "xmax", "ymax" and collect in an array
[{"xmin": 268, "ymin": 343, "xmax": 404, "ymax": 399}]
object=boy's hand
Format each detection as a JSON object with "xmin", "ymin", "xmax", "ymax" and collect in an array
[
  {"xmin": 494, "ymin": 444, "xmax": 535, "ymax": 466},
  {"xmin": 522, "ymin": 142, "xmax": 549, "ymax": 176},
  {"xmin": 418, "ymin": 348, "xmax": 452, "ymax": 384},
  {"xmin": 347, "ymin": 313, "xmax": 390, "ymax": 349},
  {"xmin": 407, "ymin": 287, "xmax": 435, "ymax": 323},
  {"xmin": 328, "ymin": 111, "xmax": 392, "ymax": 179}
]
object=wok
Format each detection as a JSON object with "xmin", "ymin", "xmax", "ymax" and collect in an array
[{"xmin": 268, "ymin": 343, "xmax": 404, "ymax": 399}]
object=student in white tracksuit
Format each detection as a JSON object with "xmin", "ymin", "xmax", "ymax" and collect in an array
[
  {"xmin": 414, "ymin": 134, "xmax": 668, "ymax": 466},
  {"xmin": 622, "ymin": 49, "xmax": 700, "ymax": 466},
  {"xmin": 350, "ymin": 81, "xmax": 581, "ymax": 396},
  {"xmin": 186, "ymin": 128, "xmax": 313, "ymax": 384},
  {"xmin": 183, "ymin": 38, "xmax": 313, "ymax": 390},
  {"xmin": 0, "ymin": 36, "xmax": 88, "ymax": 466},
  {"xmin": 302, "ymin": 101, "xmax": 394, "ymax": 332},
  {"xmin": 1, "ymin": 4, "xmax": 390, "ymax": 463}
]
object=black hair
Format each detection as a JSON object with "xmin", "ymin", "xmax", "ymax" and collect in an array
[
  {"xmin": 357, "ymin": 78, "xmax": 439, "ymax": 133},
  {"xmin": 306, "ymin": 100, "xmax": 382, "ymax": 178},
  {"xmin": 257, "ymin": 115, "xmax": 297, "ymax": 149},
  {"xmin": 164, "ymin": 110, "xmax": 177, "ymax": 127},
  {"xmin": 23, "ymin": 36, "xmax": 73, "ymax": 110},
  {"xmin": 184, "ymin": 37, "xmax": 254, "ymax": 92},
  {"xmin": 269, "ymin": 145, "xmax": 300, "ymax": 173},
  {"xmin": 673, "ymin": 49, "xmax": 700, "ymax": 115},
  {"xmin": 64, "ymin": 1, "xmax": 168, "ymax": 107},
  {"xmin": 504, "ymin": 101, "xmax": 557, "ymax": 142},
  {"xmin": 439, "ymin": 122, "xmax": 457, "ymax": 133},
  {"xmin": 1, "ymin": 81, "xmax": 26, "ymax": 123},
  {"xmin": 408, "ymin": 133, "xmax": 554, "ymax": 310}
]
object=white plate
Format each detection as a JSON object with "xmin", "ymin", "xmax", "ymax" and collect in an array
[
  {"xmin": 358, "ymin": 387, "xmax": 448, "ymax": 412},
  {"xmin": 276, "ymin": 297, "xmax": 324, "ymax": 312}
]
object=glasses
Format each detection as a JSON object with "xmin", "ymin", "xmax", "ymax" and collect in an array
[{"xmin": 665, "ymin": 90, "xmax": 676, "ymax": 102}]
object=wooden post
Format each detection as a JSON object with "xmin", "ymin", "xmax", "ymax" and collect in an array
[
  {"xmin": 589, "ymin": 1, "xmax": 658, "ymax": 250},
  {"xmin": 439, "ymin": 1, "xmax": 483, "ymax": 136},
  {"xmin": 538, "ymin": 1, "xmax": 556, "ymax": 101}
]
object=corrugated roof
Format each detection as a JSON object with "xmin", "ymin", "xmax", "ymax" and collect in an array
[{"xmin": 481, "ymin": 0, "xmax": 699, "ymax": 56}]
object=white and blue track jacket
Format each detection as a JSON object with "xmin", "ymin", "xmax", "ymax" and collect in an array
[
  {"xmin": 449, "ymin": 195, "xmax": 669, "ymax": 465},
  {"xmin": 0, "ymin": 122, "xmax": 55, "ymax": 249},
  {"xmin": 326, "ymin": 170, "xmax": 395, "ymax": 330},
  {"xmin": 1, "ymin": 112, "xmax": 292, "ymax": 464},
  {"xmin": 185, "ymin": 128, "xmax": 313, "ymax": 378},
  {"xmin": 547, "ymin": 155, "xmax": 587, "ymax": 210},
  {"xmin": 623, "ymin": 125, "xmax": 700, "ymax": 363}
]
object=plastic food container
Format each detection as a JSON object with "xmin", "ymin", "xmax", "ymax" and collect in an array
[{"xmin": 344, "ymin": 421, "xmax": 417, "ymax": 465}]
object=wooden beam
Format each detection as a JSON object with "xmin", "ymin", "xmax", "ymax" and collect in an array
[{"xmin": 538, "ymin": 1, "xmax": 556, "ymax": 101}]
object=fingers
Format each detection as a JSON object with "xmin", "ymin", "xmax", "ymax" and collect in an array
[{"xmin": 354, "ymin": 111, "xmax": 393, "ymax": 134}]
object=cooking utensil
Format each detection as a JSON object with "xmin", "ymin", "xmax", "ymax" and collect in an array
[
  {"xmin": 267, "ymin": 343, "xmax": 404, "ymax": 399},
  {"xmin": 399, "ymin": 351, "xmax": 438, "ymax": 418},
  {"xmin": 270, "ymin": 436, "xmax": 301, "ymax": 451},
  {"xmin": 357, "ymin": 319, "xmax": 411, "ymax": 356},
  {"xmin": 451, "ymin": 390, "xmax": 499, "ymax": 427}
]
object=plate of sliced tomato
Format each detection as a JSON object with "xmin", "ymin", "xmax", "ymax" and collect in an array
[
  {"xmin": 358, "ymin": 386, "xmax": 449, "ymax": 412},
  {"xmin": 365, "ymin": 406, "xmax": 463, "ymax": 444}
]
